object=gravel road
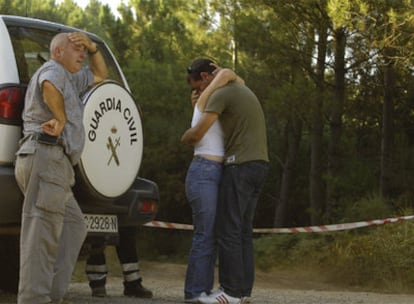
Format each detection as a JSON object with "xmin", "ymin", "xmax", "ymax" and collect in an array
[{"xmin": 0, "ymin": 261, "xmax": 413, "ymax": 304}]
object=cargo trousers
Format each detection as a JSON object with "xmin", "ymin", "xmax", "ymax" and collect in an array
[{"xmin": 15, "ymin": 142, "xmax": 87, "ymax": 304}]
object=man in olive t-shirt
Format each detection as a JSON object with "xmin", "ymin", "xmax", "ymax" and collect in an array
[
  {"xmin": 205, "ymin": 82, "xmax": 268, "ymax": 165},
  {"xmin": 182, "ymin": 61, "xmax": 269, "ymax": 304}
]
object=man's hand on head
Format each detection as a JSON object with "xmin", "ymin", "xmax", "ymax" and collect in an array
[
  {"xmin": 211, "ymin": 63, "xmax": 221, "ymax": 76},
  {"xmin": 68, "ymin": 32, "xmax": 96, "ymax": 54}
]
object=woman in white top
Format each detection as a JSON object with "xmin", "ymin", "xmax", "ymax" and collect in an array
[{"xmin": 182, "ymin": 58, "xmax": 243, "ymax": 303}]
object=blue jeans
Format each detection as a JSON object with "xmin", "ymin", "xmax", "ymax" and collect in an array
[
  {"xmin": 216, "ymin": 161, "xmax": 269, "ymax": 298},
  {"xmin": 184, "ymin": 156, "xmax": 223, "ymax": 299}
]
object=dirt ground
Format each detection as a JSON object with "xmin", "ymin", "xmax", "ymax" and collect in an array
[
  {"xmin": 67, "ymin": 259, "xmax": 414, "ymax": 304},
  {"xmin": 1, "ymin": 248, "xmax": 414, "ymax": 303}
]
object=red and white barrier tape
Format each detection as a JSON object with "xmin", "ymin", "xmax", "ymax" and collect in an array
[
  {"xmin": 144, "ymin": 220, "xmax": 194, "ymax": 231},
  {"xmin": 143, "ymin": 215, "xmax": 414, "ymax": 233}
]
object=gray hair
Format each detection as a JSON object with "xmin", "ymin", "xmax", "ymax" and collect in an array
[{"xmin": 50, "ymin": 33, "xmax": 69, "ymax": 58}]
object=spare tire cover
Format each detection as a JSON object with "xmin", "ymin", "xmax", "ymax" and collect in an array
[{"xmin": 78, "ymin": 81, "xmax": 143, "ymax": 199}]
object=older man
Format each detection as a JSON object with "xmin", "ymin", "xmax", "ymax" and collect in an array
[{"xmin": 14, "ymin": 32, "xmax": 107, "ymax": 304}]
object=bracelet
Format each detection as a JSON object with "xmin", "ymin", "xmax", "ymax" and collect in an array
[{"xmin": 88, "ymin": 48, "xmax": 99, "ymax": 55}]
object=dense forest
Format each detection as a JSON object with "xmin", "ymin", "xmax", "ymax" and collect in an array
[{"xmin": 2, "ymin": 0, "xmax": 414, "ymax": 229}]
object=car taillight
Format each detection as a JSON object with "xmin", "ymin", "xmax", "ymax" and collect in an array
[
  {"xmin": 0, "ymin": 86, "xmax": 26, "ymax": 121},
  {"xmin": 141, "ymin": 200, "xmax": 157, "ymax": 213}
]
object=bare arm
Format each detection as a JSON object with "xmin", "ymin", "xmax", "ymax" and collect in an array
[
  {"xmin": 41, "ymin": 81, "xmax": 66, "ymax": 136},
  {"xmin": 196, "ymin": 68, "xmax": 244, "ymax": 111},
  {"xmin": 181, "ymin": 112, "xmax": 219, "ymax": 145},
  {"xmin": 88, "ymin": 44, "xmax": 108, "ymax": 84}
]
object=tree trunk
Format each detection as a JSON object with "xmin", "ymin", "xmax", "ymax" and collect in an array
[
  {"xmin": 326, "ymin": 27, "xmax": 346, "ymax": 222},
  {"xmin": 274, "ymin": 118, "xmax": 302, "ymax": 227},
  {"xmin": 310, "ymin": 19, "xmax": 328, "ymax": 225},
  {"xmin": 273, "ymin": 19, "xmax": 314, "ymax": 228},
  {"xmin": 380, "ymin": 48, "xmax": 395, "ymax": 198}
]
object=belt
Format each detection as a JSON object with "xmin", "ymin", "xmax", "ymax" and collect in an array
[
  {"xmin": 31, "ymin": 132, "xmax": 64, "ymax": 147},
  {"xmin": 193, "ymin": 155, "xmax": 203, "ymax": 161},
  {"xmin": 193, "ymin": 155, "xmax": 224, "ymax": 163}
]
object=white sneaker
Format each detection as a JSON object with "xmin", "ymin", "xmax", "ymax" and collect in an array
[
  {"xmin": 198, "ymin": 289, "xmax": 241, "ymax": 304},
  {"xmin": 209, "ymin": 287, "xmax": 224, "ymax": 296},
  {"xmin": 184, "ymin": 291, "xmax": 208, "ymax": 303},
  {"xmin": 241, "ymin": 296, "xmax": 251, "ymax": 303}
]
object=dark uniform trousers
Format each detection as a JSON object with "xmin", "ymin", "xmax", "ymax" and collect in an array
[{"xmin": 86, "ymin": 226, "xmax": 142, "ymax": 289}]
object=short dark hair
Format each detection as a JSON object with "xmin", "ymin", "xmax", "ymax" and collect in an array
[{"xmin": 187, "ymin": 58, "xmax": 216, "ymax": 81}]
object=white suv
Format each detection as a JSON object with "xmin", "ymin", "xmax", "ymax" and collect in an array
[{"xmin": 0, "ymin": 15, "xmax": 159, "ymax": 292}]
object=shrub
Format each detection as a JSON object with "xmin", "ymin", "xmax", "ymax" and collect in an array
[{"xmin": 254, "ymin": 220, "xmax": 414, "ymax": 293}]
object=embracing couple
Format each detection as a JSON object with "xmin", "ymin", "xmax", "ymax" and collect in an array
[{"xmin": 181, "ymin": 58, "xmax": 269, "ymax": 304}]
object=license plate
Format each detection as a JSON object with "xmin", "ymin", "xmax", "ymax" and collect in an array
[{"xmin": 84, "ymin": 214, "xmax": 118, "ymax": 233}]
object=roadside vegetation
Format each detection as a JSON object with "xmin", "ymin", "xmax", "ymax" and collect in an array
[
  {"xmin": 138, "ymin": 195, "xmax": 414, "ymax": 294},
  {"xmin": 254, "ymin": 220, "xmax": 414, "ymax": 293}
]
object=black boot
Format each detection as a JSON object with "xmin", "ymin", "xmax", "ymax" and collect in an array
[
  {"xmin": 123, "ymin": 279, "xmax": 153, "ymax": 298},
  {"xmin": 91, "ymin": 285, "xmax": 107, "ymax": 297}
]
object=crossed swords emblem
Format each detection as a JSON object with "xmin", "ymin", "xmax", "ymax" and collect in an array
[{"xmin": 107, "ymin": 136, "xmax": 121, "ymax": 166}]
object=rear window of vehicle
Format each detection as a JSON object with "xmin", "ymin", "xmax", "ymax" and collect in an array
[{"xmin": 6, "ymin": 25, "xmax": 124, "ymax": 86}]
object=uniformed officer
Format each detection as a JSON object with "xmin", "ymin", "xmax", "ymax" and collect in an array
[{"xmin": 85, "ymin": 226, "xmax": 153, "ymax": 298}]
